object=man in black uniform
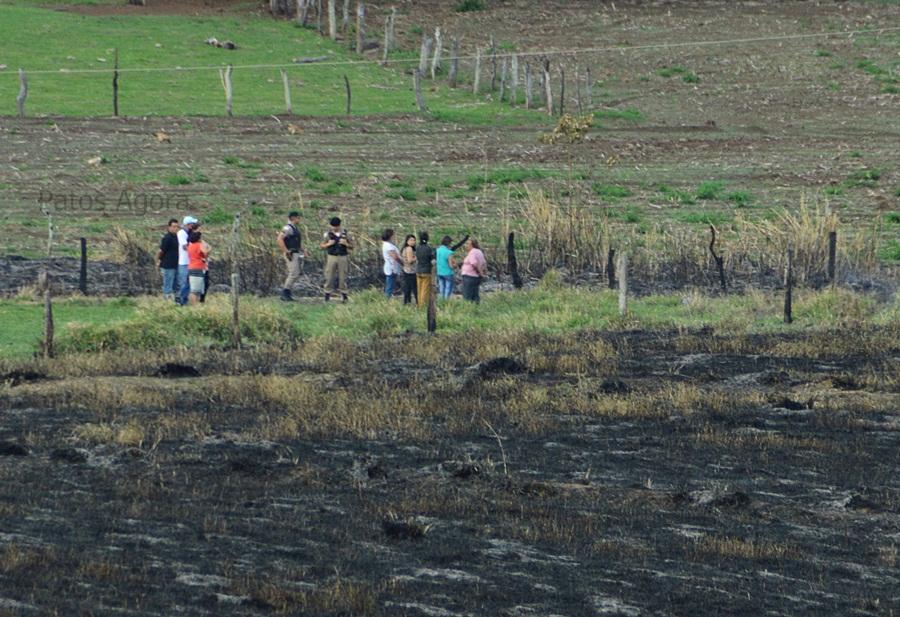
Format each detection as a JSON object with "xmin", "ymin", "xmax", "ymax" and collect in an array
[
  {"xmin": 318, "ymin": 216, "xmax": 354, "ymax": 303},
  {"xmin": 277, "ymin": 211, "xmax": 307, "ymax": 302}
]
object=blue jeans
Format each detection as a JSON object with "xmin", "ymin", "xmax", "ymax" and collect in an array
[
  {"xmin": 161, "ymin": 268, "xmax": 177, "ymax": 298},
  {"xmin": 384, "ymin": 274, "xmax": 397, "ymax": 298},
  {"xmin": 438, "ymin": 275, "xmax": 454, "ymax": 299},
  {"xmin": 177, "ymin": 264, "xmax": 189, "ymax": 305}
]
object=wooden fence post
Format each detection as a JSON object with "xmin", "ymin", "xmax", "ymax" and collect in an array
[
  {"xmin": 327, "ymin": 0, "xmax": 337, "ymax": 39},
  {"xmin": 473, "ymin": 47, "xmax": 482, "ymax": 95},
  {"xmin": 220, "ymin": 65, "xmax": 234, "ymax": 117},
  {"xmin": 431, "ymin": 27, "xmax": 442, "ymax": 80},
  {"xmin": 343, "ymin": 74, "xmax": 351, "ymax": 115},
  {"xmin": 298, "ymin": 0, "xmax": 309, "ymax": 26},
  {"xmin": 575, "ymin": 64, "xmax": 582, "ymax": 115},
  {"xmin": 382, "ymin": 9, "xmax": 393, "ymax": 64},
  {"xmin": 509, "ymin": 54, "xmax": 519, "ymax": 105},
  {"xmin": 617, "ymin": 252, "xmax": 628, "ymax": 316},
  {"xmin": 16, "ymin": 69, "xmax": 27, "ymax": 118},
  {"xmin": 427, "ymin": 286, "xmax": 437, "ymax": 333},
  {"xmin": 586, "ymin": 67, "xmax": 593, "ymax": 109},
  {"xmin": 413, "ymin": 69, "xmax": 426, "ymax": 112},
  {"xmin": 79, "ymin": 237, "xmax": 88, "ymax": 295},
  {"xmin": 113, "ymin": 49, "xmax": 120, "ymax": 117},
  {"xmin": 507, "ymin": 232, "xmax": 522, "ymax": 289},
  {"xmin": 342, "ymin": 0, "xmax": 349, "ymax": 33},
  {"xmin": 489, "ymin": 36, "xmax": 497, "ymax": 91},
  {"xmin": 524, "ymin": 62, "xmax": 532, "ymax": 109},
  {"xmin": 448, "ymin": 37, "xmax": 460, "ymax": 88},
  {"xmin": 230, "ymin": 212, "xmax": 242, "ymax": 350},
  {"xmin": 280, "ymin": 69, "xmax": 293, "ymax": 114},
  {"xmin": 607, "ymin": 248, "xmax": 616, "ymax": 289},
  {"xmin": 558, "ymin": 67, "xmax": 565, "ymax": 116},
  {"xmin": 418, "ymin": 36, "xmax": 433, "ymax": 76},
  {"xmin": 827, "ymin": 230, "xmax": 837, "ymax": 285},
  {"xmin": 543, "ymin": 59, "xmax": 553, "ymax": 116},
  {"xmin": 498, "ymin": 56, "xmax": 508, "ymax": 101},
  {"xmin": 784, "ymin": 243, "xmax": 794, "ymax": 324},
  {"xmin": 709, "ymin": 224, "xmax": 727, "ymax": 292},
  {"xmin": 316, "ymin": 0, "xmax": 323, "ymax": 34},
  {"xmin": 41, "ymin": 210, "xmax": 54, "ymax": 358},
  {"xmin": 355, "ymin": 1, "xmax": 365, "ymax": 54}
]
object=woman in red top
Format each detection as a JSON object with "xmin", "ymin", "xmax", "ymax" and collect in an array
[{"xmin": 187, "ymin": 231, "xmax": 210, "ymax": 305}]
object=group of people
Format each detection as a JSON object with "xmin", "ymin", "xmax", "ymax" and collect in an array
[
  {"xmin": 381, "ymin": 229, "xmax": 487, "ymax": 306},
  {"xmin": 156, "ymin": 211, "xmax": 487, "ymax": 305},
  {"xmin": 156, "ymin": 215, "xmax": 210, "ymax": 306}
]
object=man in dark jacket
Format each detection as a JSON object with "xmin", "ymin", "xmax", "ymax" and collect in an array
[
  {"xmin": 415, "ymin": 231, "xmax": 435, "ymax": 309},
  {"xmin": 156, "ymin": 218, "xmax": 180, "ymax": 301}
]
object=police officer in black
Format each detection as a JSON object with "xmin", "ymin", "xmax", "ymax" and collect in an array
[
  {"xmin": 318, "ymin": 216, "xmax": 353, "ymax": 302},
  {"xmin": 277, "ymin": 211, "xmax": 307, "ymax": 302}
]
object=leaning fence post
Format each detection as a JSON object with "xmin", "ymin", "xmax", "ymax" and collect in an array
[
  {"xmin": 489, "ymin": 36, "xmax": 497, "ymax": 91},
  {"xmin": 280, "ymin": 69, "xmax": 293, "ymax": 114},
  {"xmin": 586, "ymin": 67, "xmax": 593, "ymax": 109},
  {"xmin": 343, "ymin": 74, "xmax": 351, "ymax": 115},
  {"xmin": 827, "ymin": 230, "xmax": 837, "ymax": 285},
  {"xmin": 558, "ymin": 67, "xmax": 565, "ymax": 116},
  {"xmin": 413, "ymin": 69, "xmax": 426, "ymax": 112},
  {"xmin": 79, "ymin": 237, "xmax": 88, "ymax": 295},
  {"xmin": 16, "ymin": 69, "xmax": 28, "ymax": 118},
  {"xmin": 220, "ymin": 65, "xmax": 234, "ymax": 117},
  {"xmin": 617, "ymin": 252, "xmax": 628, "ymax": 316},
  {"xmin": 784, "ymin": 243, "xmax": 794, "ymax": 324},
  {"xmin": 498, "ymin": 56, "xmax": 508, "ymax": 101}
]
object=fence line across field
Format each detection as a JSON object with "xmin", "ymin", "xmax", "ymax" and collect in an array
[{"xmin": 3, "ymin": 26, "xmax": 897, "ymax": 76}]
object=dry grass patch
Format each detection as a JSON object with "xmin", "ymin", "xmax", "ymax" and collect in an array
[
  {"xmin": 692, "ymin": 535, "xmax": 800, "ymax": 561},
  {"xmin": 695, "ymin": 426, "xmax": 828, "ymax": 451}
]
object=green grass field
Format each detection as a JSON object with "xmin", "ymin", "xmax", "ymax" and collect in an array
[
  {"xmin": 2, "ymin": 285, "xmax": 897, "ymax": 359},
  {"xmin": 0, "ymin": 2, "xmax": 539, "ymax": 122}
]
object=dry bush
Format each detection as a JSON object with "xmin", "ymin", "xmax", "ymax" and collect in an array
[
  {"xmin": 518, "ymin": 187, "xmax": 609, "ymax": 274},
  {"xmin": 109, "ymin": 226, "xmax": 157, "ymax": 294}
]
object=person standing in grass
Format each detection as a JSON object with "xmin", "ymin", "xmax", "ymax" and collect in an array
[
  {"xmin": 415, "ymin": 231, "xmax": 435, "ymax": 308},
  {"xmin": 319, "ymin": 216, "xmax": 353, "ymax": 303},
  {"xmin": 187, "ymin": 230, "xmax": 210, "ymax": 306},
  {"xmin": 381, "ymin": 229, "xmax": 402, "ymax": 299},
  {"xmin": 177, "ymin": 215, "xmax": 199, "ymax": 305},
  {"xmin": 157, "ymin": 218, "xmax": 180, "ymax": 302},
  {"xmin": 461, "ymin": 237, "xmax": 487, "ymax": 303},
  {"xmin": 277, "ymin": 211, "xmax": 308, "ymax": 302},
  {"xmin": 401, "ymin": 234, "xmax": 418, "ymax": 305},
  {"xmin": 436, "ymin": 236, "xmax": 458, "ymax": 299}
]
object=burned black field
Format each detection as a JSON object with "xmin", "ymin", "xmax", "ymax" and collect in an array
[{"xmin": 1, "ymin": 328, "xmax": 898, "ymax": 616}]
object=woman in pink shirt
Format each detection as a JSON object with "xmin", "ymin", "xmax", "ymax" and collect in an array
[{"xmin": 460, "ymin": 238, "xmax": 487, "ymax": 303}]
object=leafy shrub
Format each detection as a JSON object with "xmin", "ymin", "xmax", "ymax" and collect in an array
[
  {"xmin": 696, "ymin": 181, "xmax": 725, "ymax": 200},
  {"xmin": 305, "ymin": 167, "xmax": 327, "ymax": 183},
  {"xmin": 455, "ymin": 0, "xmax": 486, "ymax": 12},
  {"xmin": 593, "ymin": 183, "xmax": 631, "ymax": 200},
  {"xmin": 204, "ymin": 206, "xmax": 233, "ymax": 225}
]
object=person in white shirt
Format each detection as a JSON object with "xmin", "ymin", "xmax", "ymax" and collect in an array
[
  {"xmin": 381, "ymin": 228, "xmax": 402, "ymax": 298},
  {"xmin": 176, "ymin": 215, "xmax": 199, "ymax": 305}
]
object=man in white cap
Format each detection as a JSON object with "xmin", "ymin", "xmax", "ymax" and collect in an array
[{"xmin": 177, "ymin": 216, "xmax": 199, "ymax": 305}]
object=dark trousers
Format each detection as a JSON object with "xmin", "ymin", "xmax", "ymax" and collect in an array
[
  {"xmin": 462, "ymin": 275, "xmax": 482, "ymax": 303},
  {"xmin": 402, "ymin": 272, "xmax": 418, "ymax": 305}
]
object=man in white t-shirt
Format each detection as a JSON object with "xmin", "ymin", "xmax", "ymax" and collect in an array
[
  {"xmin": 177, "ymin": 215, "xmax": 198, "ymax": 305},
  {"xmin": 381, "ymin": 228, "xmax": 402, "ymax": 298}
]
